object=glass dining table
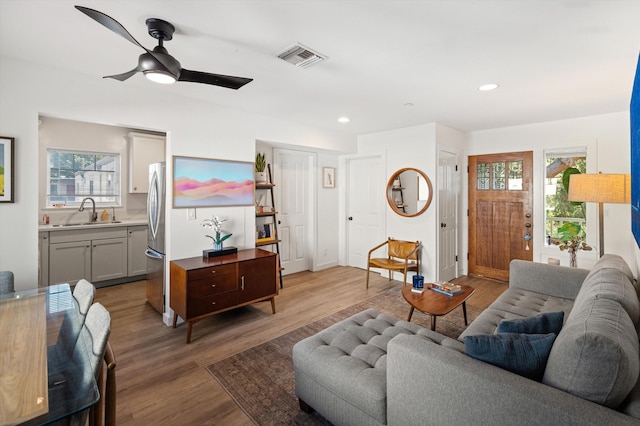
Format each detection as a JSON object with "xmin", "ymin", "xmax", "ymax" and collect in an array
[{"xmin": 0, "ymin": 284, "xmax": 99, "ymax": 425}]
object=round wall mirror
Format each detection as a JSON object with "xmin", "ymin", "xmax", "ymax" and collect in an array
[{"xmin": 386, "ymin": 168, "xmax": 433, "ymax": 217}]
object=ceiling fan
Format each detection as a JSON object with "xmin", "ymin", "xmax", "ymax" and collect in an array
[{"xmin": 75, "ymin": 6, "xmax": 253, "ymax": 89}]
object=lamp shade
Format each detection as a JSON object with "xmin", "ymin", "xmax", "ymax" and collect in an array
[{"xmin": 568, "ymin": 173, "xmax": 631, "ymax": 204}]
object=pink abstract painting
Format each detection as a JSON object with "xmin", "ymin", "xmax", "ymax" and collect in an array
[{"xmin": 173, "ymin": 156, "xmax": 255, "ymax": 207}]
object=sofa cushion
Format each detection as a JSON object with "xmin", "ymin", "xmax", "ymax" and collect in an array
[
  {"xmin": 498, "ymin": 311, "xmax": 564, "ymax": 335},
  {"xmin": 575, "ymin": 262, "xmax": 640, "ymax": 326},
  {"xmin": 587, "ymin": 253, "xmax": 635, "ymax": 283},
  {"xmin": 464, "ymin": 333, "xmax": 556, "ymax": 381},
  {"xmin": 459, "ymin": 289, "xmax": 573, "ymax": 340},
  {"xmin": 620, "ymin": 378, "xmax": 640, "ymax": 419},
  {"xmin": 543, "ymin": 297, "xmax": 640, "ymax": 408}
]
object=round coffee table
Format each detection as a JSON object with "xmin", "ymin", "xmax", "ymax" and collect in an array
[{"xmin": 401, "ymin": 283, "xmax": 476, "ymax": 331}]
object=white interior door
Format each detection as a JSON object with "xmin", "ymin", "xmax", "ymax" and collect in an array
[
  {"xmin": 347, "ymin": 156, "xmax": 384, "ymax": 269},
  {"xmin": 438, "ymin": 149, "xmax": 458, "ymax": 281},
  {"xmin": 274, "ymin": 149, "xmax": 313, "ymax": 275}
]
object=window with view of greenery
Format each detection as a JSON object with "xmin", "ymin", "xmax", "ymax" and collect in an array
[
  {"xmin": 47, "ymin": 149, "xmax": 120, "ymax": 207},
  {"xmin": 544, "ymin": 149, "xmax": 587, "ymax": 244}
]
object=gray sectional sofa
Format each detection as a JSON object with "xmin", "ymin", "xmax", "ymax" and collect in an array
[{"xmin": 292, "ymin": 254, "xmax": 640, "ymax": 425}]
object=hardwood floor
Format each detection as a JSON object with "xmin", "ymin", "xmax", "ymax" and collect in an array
[{"xmin": 94, "ymin": 267, "xmax": 506, "ymax": 425}]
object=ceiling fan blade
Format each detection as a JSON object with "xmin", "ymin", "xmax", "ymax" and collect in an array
[
  {"xmin": 104, "ymin": 66, "xmax": 141, "ymax": 82},
  {"xmin": 75, "ymin": 6, "xmax": 175, "ymax": 76},
  {"xmin": 75, "ymin": 6, "xmax": 145, "ymax": 50},
  {"xmin": 178, "ymin": 69, "xmax": 253, "ymax": 90}
]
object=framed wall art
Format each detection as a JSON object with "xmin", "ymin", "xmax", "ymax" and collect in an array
[
  {"xmin": 173, "ymin": 156, "xmax": 255, "ymax": 208},
  {"xmin": 631, "ymin": 55, "xmax": 640, "ymax": 247},
  {"xmin": 0, "ymin": 136, "xmax": 15, "ymax": 203},
  {"xmin": 323, "ymin": 167, "xmax": 336, "ymax": 188}
]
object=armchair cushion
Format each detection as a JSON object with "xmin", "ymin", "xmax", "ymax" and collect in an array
[{"xmin": 387, "ymin": 240, "xmax": 419, "ymax": 260}]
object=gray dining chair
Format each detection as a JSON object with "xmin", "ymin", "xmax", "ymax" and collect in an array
[
  {"xmin": 73, "ymin": 279, "xmax": 96, "ymax": 319},
  {"xmin": 54, "ymin": 279, "xmax": 96, "ymax": 359},
  {"xmin": 75, "ymin": 302, "xmax": 111, "ymax": 379},
  {"xmin": 67, "ymin": 302, "xmax": 112, "ymax": 426},
  {"xmin": 0, "ymin": 270, "xmax": 14, "ymax": 294}
]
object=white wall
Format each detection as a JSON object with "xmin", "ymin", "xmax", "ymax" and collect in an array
[
  {"xmin": 466, "ymin": 112, "xmax": 633, "ymax": 271},
  {"xmin": 0, "ymin": 56, "xmax": 355, "ymax": 295},
  {"xmin": 352, "ymin": 123, "xmax": 466, "ymax": 282}
]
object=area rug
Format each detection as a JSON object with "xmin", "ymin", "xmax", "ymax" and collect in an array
[{"xmin": 206, "ymin": 286, "xmax": 482, "ymax": 426}]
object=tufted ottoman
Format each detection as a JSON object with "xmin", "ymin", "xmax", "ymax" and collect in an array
[{"xmin": 292, "ymin": 308, "xmax": 464, "ymax": 426}]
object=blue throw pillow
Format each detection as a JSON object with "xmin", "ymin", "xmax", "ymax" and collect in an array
[
  {"xmin": 464, "ymin": 333, "xmax": 557, "ymax": 381},
  {"xmin": 497, "ymin": 311, "xmax": 564, "ymax": 335}
]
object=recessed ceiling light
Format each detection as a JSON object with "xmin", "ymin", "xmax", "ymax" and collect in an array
[
  {"xmin": 478, "ymin": 83, "xmax": 499, "ymax": 91},
  {"xmin": 338, "ymin": 117, "xmax": 350, "ymax": 123}
]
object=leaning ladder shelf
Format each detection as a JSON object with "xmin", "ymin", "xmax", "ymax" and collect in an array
[
  {"xmin": 391, "ymin": 175, "xmax": 407, "ymax": 212},
  {"xmin": 256, "ymin": 164, "xmax": 284, "ymax": 288}
]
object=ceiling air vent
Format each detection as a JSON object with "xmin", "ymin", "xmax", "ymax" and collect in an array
[{"xmin": 277, "ymin": 43, "xmax": 327, "ymax": 68}]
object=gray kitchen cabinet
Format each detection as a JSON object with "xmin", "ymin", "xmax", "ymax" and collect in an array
[
  {"xmin": 49, "ymin": 240, "xmax": 91, "ymax": 285},
  {"xmin": 127, "ymin": 225, "xmax": 148, "ymax": 276},
  {"xmin": 91, "ymin": 237, "xmax": 128, "ymax": 282},
  {"xmin": 48, "ymin": 227, "xmax": 128, "ymax": 285},
  {"xmin": 128, "ymin": 132, "xmax": 165, "ymax": 193}
]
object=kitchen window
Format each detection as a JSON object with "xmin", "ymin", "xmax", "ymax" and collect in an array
[{"xmin": 47, "ymin": 149, "xmax": 121, "ymax": 207}]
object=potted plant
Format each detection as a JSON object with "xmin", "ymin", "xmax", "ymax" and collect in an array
[
  {"xmin": 255, "ymin": 152, "xmax": 267, "ymax": 183},
  {"xmin": 552, "ymin": 222, "xmax": 592, "ymax": 267},
  {"xmin": 202, "ymin": 216, "xmax": 232, "ymax": 251}
]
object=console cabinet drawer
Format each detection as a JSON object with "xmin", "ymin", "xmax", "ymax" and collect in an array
[
  {"xmin": 189, "ymin": 274, "xmax": 237, "ymax": 298},
  {"xmin": 188, "ymin": 263, "xmax": 236, "ymax": 281},
  {"xmin": 188, "ymin": 290, "xmax": 238, "ymax": 318}
]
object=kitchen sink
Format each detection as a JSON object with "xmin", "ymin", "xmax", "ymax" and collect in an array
[{"xmin": 51, "ymin": 221, "xmax": 122, "ymax": 227}]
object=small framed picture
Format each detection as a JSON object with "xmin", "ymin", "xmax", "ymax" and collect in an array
[
  {"xmin": 0, "ymin": 136, "xmax": 15, "ymax": 203},
  {"xmin": 323, "ymin": 167, "xmax": 336, "ymax": 188}
]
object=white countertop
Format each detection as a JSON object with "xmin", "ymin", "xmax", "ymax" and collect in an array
[{"xmin": 39, "ymin": 219, "xmax": 147, "ymax": 231}]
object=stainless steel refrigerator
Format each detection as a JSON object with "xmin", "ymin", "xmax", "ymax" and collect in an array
[{"xmin": 145, "ymin": 162, "xmax": 166, "ymax": 314}]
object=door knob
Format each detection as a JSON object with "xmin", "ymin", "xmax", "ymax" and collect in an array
[{"xmin": 348, "ymin": 217, "xmax": 353, "ymax": 220}]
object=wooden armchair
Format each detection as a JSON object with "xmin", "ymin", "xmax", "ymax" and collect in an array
[{"xmin": 366, "ymin": 238, "xmax": 420, "ymax": 288}]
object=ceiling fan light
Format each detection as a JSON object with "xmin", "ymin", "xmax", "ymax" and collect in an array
[{"xmin": 144, "ymin": 70, "xmax": 177, "ymax": 84}]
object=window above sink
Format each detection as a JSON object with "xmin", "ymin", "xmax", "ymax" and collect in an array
[{"xmin": 46, "ymin": 148, "xmax": 121, "ymax": 208}]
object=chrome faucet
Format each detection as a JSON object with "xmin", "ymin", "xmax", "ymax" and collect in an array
[{"xmin": 79, "ymin": 197, "xmax": 97, "ymax": 222}]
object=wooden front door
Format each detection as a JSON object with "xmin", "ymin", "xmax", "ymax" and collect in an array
[{"xmin": 468, "ymin": 151, "xmax": 533, "ymax": 281}]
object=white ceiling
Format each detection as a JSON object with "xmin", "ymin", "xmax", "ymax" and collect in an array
[{"xmin": 1, "ymin": 0, "xmax": 639, "ymax": 137}]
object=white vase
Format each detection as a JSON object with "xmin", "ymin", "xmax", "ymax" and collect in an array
[{"xmin": 256, "ymin": 171, "xmax": 267, "ymax": 183}]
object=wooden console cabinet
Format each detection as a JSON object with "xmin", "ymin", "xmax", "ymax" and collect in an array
[{"xmin": 170, "ymin": 248, "xmax": 278, "ymax": 343}]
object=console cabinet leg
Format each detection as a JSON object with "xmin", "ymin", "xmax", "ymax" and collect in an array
[{"xmin": 186, "ymin": 322, "xmax": 193, "ymax": 344}]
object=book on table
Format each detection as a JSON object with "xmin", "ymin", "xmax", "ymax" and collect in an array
[{"xmin": 429, "ymin": 281, "xmax": 464, "ymax": 296}]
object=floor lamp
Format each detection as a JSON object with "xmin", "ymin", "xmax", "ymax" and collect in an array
[{"xmin": 567, "ymin": 173, "xmax": 630, "ymax": 257}]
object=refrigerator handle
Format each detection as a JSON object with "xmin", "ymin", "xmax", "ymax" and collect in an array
[{"xmin": 145, "ymin": 248, "xmax": 164, "ymax": 260}]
